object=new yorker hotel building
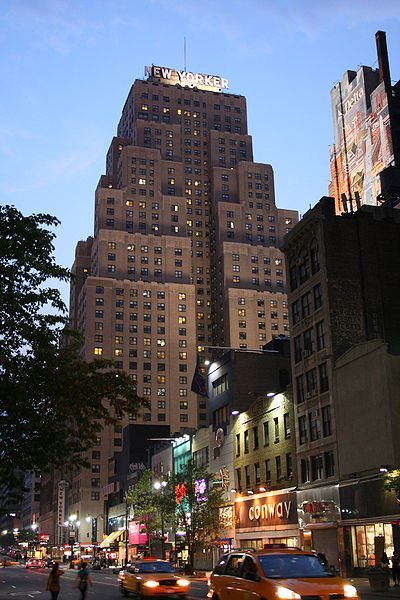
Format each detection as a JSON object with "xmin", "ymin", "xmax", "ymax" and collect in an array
[{"xmin": 69, "ymin": 66, "xmax": 297, "ymax": 530}]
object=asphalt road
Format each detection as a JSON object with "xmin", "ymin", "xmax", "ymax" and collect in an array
[
  {"xmin": 0, "ymin": 564, "xmax": 208, "ymax": 599},
  {"xmin": 1, "ymin": 564, "xmax": 394, "ymax": 600}
]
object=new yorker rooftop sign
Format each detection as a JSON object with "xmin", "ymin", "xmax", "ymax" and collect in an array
[{"xmin": 145, "ymin": 65, "xmax": 229, "ymax": 92}]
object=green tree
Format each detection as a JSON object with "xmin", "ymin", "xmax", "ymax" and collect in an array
[
  {"xmin": 175, "ymin": 460, "xmax": 224, "ymax": 574},
  {"xmin": 0, "ymin": 205, "xmax": 144, "ymax": 501},
  {"xmin": 126, "ymin": 470, "xmax": 175, "ymax": 555},
  {"xmin": 383, "ymin": 469, "xmax": 400, "ymax": 500}
]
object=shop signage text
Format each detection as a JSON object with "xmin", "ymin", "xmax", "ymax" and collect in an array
[
  {"xmin": 249, "ymin": 500, "xmax": 291, "ymax": 521},
  {"xmin": 145, "ymin": 65, "xmax": 229, "ymax": 91},
  {"xmin": 235, "ymin": 491, "xmax": 297, "ymax": 529}
]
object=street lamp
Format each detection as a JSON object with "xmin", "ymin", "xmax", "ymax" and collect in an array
[{"xmin": 154, "ymin": 481, "xmax": 168, "ymax": 560}]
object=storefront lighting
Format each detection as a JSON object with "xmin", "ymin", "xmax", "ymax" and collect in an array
[
  {"xmin": 267, "ymin": 392, "xmax": 276, "ymax": 398},
  {"xmin": 380, "ymin": 465, "xmax": 390, "ymax": 473},
  {"xmin": 231, "ymin": 410, "xmax": 239, "ymax": 416}
]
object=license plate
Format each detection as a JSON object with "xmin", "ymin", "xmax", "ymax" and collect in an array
[{"xmin": 166, "ymin": 588, "xmax": 176, "ymax": 593}]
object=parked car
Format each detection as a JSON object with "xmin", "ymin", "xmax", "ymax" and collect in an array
[
  {"xmin": 119, "ymin": 559, "xmax": 190, "ymax": 597},
  {"xmin": 208, "ymin": 548, "xmax": 358, "ymax": 600}
]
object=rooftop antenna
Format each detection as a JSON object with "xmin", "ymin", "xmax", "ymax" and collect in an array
[{"xmin": 184, "ymin": 37, "xmax": 187, "ymax": 72}]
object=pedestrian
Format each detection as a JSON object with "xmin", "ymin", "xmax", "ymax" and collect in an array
[
  {"xmin": 75, "ymin": 561, "xmax": 92, "ymax": 600},
  {"xmin": 46, "ymin": 562, "xmax": 63, "ymax": 600},
  {"xmin": 381, "ymin": 551, "xmax": 389, "ymax": 567},
  {"xmin": 391, "ymin": 554, "xmax": 400, "ymax": 586}
]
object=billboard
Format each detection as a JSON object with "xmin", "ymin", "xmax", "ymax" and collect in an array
[{"xmin": 330, "ymin": 68, "xmax": 394, "ymax": 211}]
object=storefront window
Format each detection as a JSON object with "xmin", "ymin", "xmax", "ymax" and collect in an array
[{"xmin": 352, "ymin": 524, "xmax": 394, "ymax": 568}]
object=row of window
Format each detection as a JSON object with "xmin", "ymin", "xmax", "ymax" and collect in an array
[
  {"xmin": 292, "ymin": 284, "xmax": 323, "ymax": 324},
  {"xmin": 300, "ymin": 451, "xmax": 335, "ymax": 482},
  {"xmin": 95, "ymin": 286, "xmax": 185, "ymax": 299},
  {"xmin": 296, "ymin": 362, "xmax": 329, "ymax": 402},
  {"xmin": 294, "ymin": 320, "xmax": 325, "ymax": 361},
  {"xmin": 225, "ymin": 232, "xmax": 278, "ymax": 244},
  {"xmin": 298, "ymin": 405, "xmax": 331, "ymax": 444},
  {"xmin": 236, "ymin": 453, "xmax": 293, "ymax": 490},
  {"xmin": 290, "ymin": 240, "xmax": 320, "ymax": 291},
  {"xmin": 139, "ymin": 92, "xmax": 241, "ymax": 113},
  {"xmin": 236, "ymin": 414, "xmax": 291, "ymax": 456}
]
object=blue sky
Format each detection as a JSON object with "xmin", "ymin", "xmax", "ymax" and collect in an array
[{"xmin": 1, "ymin": 0, "xmax": 400, "ymax": 304}]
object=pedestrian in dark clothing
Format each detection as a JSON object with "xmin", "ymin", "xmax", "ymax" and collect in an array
[
  {"xmin": 391, "ymin": 554, "xmax": 400, "ymax": 586},
  {"xmin": 46, "ymin": 562, "xmax": 63, "ymax": 600},
  {"xmin": 75, "ymin": 561, "xmax": 92, "ymax": 600}
]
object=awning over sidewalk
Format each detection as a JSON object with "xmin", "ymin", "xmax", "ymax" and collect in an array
[{"xmin": 100, "ymin": 530, "xmax": 124, "ymax": 548}]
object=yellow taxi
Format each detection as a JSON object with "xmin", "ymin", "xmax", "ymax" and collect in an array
[
  {"xmin": 208, "ymin": 548, "xmax": 358, "ymax": 600},
  {"xmin": 119, "ymin": 559, "xmax": 190, "ymax": 598}
]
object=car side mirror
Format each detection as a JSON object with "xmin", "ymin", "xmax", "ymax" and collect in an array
[{"xmin": 244, "ymin": 572, "xmax": 259, "ymax": 581}]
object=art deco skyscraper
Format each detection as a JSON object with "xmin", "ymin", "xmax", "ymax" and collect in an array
[{"xmin": 68, "ymin": 66, "xmax": 297, "ymax": 535}]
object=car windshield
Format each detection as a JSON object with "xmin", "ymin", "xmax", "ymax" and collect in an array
[
  {"xmin": 137, "ymin": 561, "xmax": 175, "ymax": 573},
  {"xmin": 258, "ymin": 554, "xmax": 331, "ymax": 579}
]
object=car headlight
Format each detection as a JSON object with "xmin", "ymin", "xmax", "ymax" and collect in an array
[
  {"xmin": 276, "ymin": 586, "xmax": 301, "ymax": 600},
  {"xmin": 344, "ymin": 584, "xmax": 357, "ymax": 598},
  {"xmin": 177, "ymin": 578, "xmax": 190, "ymax": 587},
  {"xmin": 144, "ymin": 580, "xmax": 160, "ymax": 588}
]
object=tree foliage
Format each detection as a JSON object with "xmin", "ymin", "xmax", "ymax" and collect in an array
[
  {"xmin": 383, "ymin": 469, "xmax": 400, "ymax": 499},
  {"xmin": 175, "ymin": 460, "xmax": 224, "ymax": 573},
  {"xmin": 0, "ymin": 205, "xmax": 143, "ymax": 498},
  {"xmin": 126, "ymin": 470, "xmax": 175, "ymax": 552}
]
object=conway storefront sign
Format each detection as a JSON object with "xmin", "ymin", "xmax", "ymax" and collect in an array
[{"xmin": 235, "ymin": 491, "xmax": 297, "ymax": 529}]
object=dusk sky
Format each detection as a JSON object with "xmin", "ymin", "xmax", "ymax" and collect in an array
[{"xmin": 1, "ymin": 0, "xmax": 400, "ymax": 304}]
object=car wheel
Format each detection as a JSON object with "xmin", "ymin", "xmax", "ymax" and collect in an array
[{"xmin": 120, "ymin": 584, "xmax": 129, "ymax": 597}]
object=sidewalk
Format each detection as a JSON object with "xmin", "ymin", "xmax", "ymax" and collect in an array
[{"xmin": 349, "ymin": 578, "xmax": 400, "ymax": 597}]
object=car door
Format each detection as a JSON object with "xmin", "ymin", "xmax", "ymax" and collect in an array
[
  {"xmin": 218, "ymin": 554, "xmax": 246, "ymax": 600},
  {"xmin": 239, "ymin": 555, "xmax": 263, "ymax": 600}
]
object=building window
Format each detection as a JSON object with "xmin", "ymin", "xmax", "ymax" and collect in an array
[
  {"xmin": 292, "ymin": 300, "xmax": 300, "ymax": 325},
  {"xmin": 313, "ymin": 283, "xmax": 322, "ymax": 309},
  {"xmin": 274, "ymin": 417, "xmax": 279, "ymax": 442},
  {"xmin": 276, "ymin": 455, "xmax": 282, "ymax": 480},
  {"xmin": 301, "ymin": 458, "xmax": 310, "ymax": 483},
  {"xmin": 316, "ymin": 321, "xmax": 325, "ymax": 350},
  {"xmin": 296, "ymin": 375, "xmax": 305, "ymax": 404},
  {"xmin": 309, "ymin": 410, "xmax": 321, "ymax": 441},
  {"xmin": 303, "ymin": 328, "xmax": 314, "ymax": 356},
  {"xmin": 255, "ymin": 462, "xmax": 261, "ymax": 485},
  {"xmin": 319, "ymin": 362, "xmax": 329, "ymax": 392},
  {"xmin": 244, "ymin": 430, "xmax": 249, "ymax": 453},
  {"xmin": 310, "ymin": 239, "xmax": 320, "ymax": 274},
  {"xmin": 286, "ymin": 453, "xmax": 293, "ymax": 479},
  {"xmin": 301, "ymin": 292, "xmax": 312, "ymax": 318},
  {"xmin": 294, "ymin": 336, "xmax": 302, "ymax": 363},
  {"xmin": 322, "ymin": 405, "xmax": 331, "ymax": 437},
  {"xmin": 245, "ymin": 465, "xmax": 250, "ymax": 488},
  {"xmin": 236, "ymin": 467, "xmax": 242, "ymax": 491},
  {"xmin": 311, "ymin": 454, "xmax": 324, "ymax": 480},
  {"xmin": 253, "ymin": 426, "xmax": 259, "ymax": 450},
  {"xmin": 263, "ymin": 421, "xmax": 269, "ymax": 446},
  {"xmin": 306, "ymin": 369, "xmax": 317, "ymax": 395},
  {"xmin": 265, "ymin": 459, "xmax": 271, "ymax": 483},
  {"xmin": 236, "ymin": 433, "xmax": 240, "ymax": 456},
  {"xmin": 284, "ymin": 413, "xmax": 290, "ymax": 438},
  {"xmin": 298, "ymin": 415, "xmax": 307, "ymax": 444},
  {"xmin": 325, "ymin": 450, "xmax": 335, "ymax": 477}
]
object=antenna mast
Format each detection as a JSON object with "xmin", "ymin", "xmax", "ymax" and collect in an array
[{"xmin": 184, "ymin": 37, "xmax": 187, "ymax": 72}]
